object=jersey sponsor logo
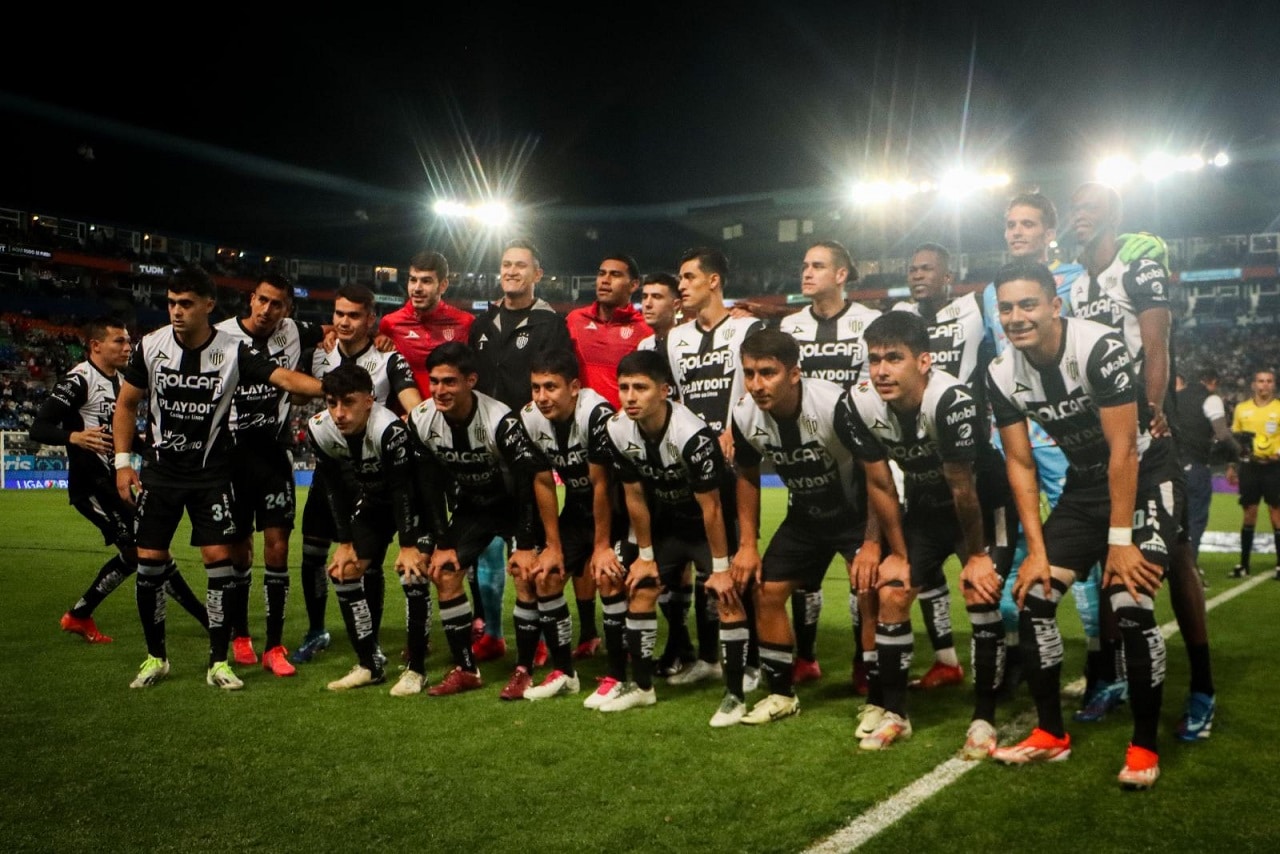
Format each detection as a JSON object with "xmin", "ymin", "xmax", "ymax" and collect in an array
[
  {"xmin": 680, "ymin": 348, "xmax": 735, "ymax": 372},
  {"xmin": 957, "ymin": 423, "xmax": 973, "ymax": 440},
  {"xmin": 799, "ymin": 340, "xmax": 865, "ymax": 360},
  {"xmin": 771, "ymin": 445, "xmax": 830, "ymax": 466},
  {"xmin": 1033, "ymin": 397, "xmax": 1089, "ymax": 422},
  {"xmin": 946, "ymin": 404, "xmax": 977, "ymax": 425},
  {"xmin": 156, "ymin": 370, "xmax": 224, "ymax": 393},
  {"xmin": 1074, "ymin": 298, "xmax": 1113, "ymax": 321},
  {"xmin": 887, "ymin": 442, "xmax": 936, "ymax": 462},
  {"xmin": 932, "ymin": 321, "xmax": 964, "ymax": 341}
]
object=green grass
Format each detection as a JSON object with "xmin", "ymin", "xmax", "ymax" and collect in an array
[{"xmin": 2, "ymin": 488, "xmax": 1279, "ymax": 852}]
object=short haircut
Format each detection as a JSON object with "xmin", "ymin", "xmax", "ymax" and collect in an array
[
  {"xmin": 810, "ymin": 240, "xmax": 859, "ymax": 284},
  {"xmin": 322, "ymin": 362, "xmax": 373, "ymax": 398},
  {"xmin": 1196, "ymin": 367, "xmax": 1219, "ymax": 384},
  {"xmin": 168, "ymin": 264, "xmax": 217, "ymax": 299},
  {"xmin": 740, "ymin": 328, "xmax": 800, "ymax": 370},
  {"xmin": 1006, "ymin": 191, "xmax": 1058, "ymax": 230},
  {"xmin": 409, "ymin": 250, "xmax": 449, "ymax": 280},
  {"xmin": 529, "ymin": 349, "xmax": 581, "ymax": 382},
  {"xmin": 504, "ymin": 238, "xmax": 542, "ymax": 269},
  {"xmin": 426, "ymin": 340, "xmax": 478, "ymax": 376},
  {"xmin": 1073, "ymin": 181, "xmax": 1123, "ymax": 223},
  {"xmin": 617, "ymin": 349, "xmax": 674, "ymax": 385},
  {"xmin": 911, "ymin": 242, "xmax": 951, "ymax": 271},
  {"xmin": 864, "ymin": 310, "xmax": 931, "ymax": 356},
  {"xmin": 84, "ymin": 316, "xmax": 127, "ymax": 344},
  {"xmin": 335, "ymin": 283, "xmax": 376, "ymax": 311},
  {"xmin": 256, "ymin": 272, "xmax": 295, "ymax": 300},
  {"xmin": 642, "ymin": 271, "xmax": 680, "ymax": 296},
  {"xmin": 680, "ymin": 246, "xmax": 729, "ymax": 282},
  {"xmin": 1255, "ymin": 369, "xmax": 1277, "ymax": 382},
  {"xmin": 993, "ymin": 260, "xmax": 1058, "ymax": 300},
  {"xmin": 602, "ymin": 252, "xmax": 640, "ymax": 281}
]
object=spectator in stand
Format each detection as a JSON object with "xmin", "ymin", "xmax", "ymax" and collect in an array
[{"xmin": 564, "ymin": 253, "xmax": 652, "ymax": 658}]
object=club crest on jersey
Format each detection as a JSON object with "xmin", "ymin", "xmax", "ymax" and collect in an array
[
  {"xmin": 516, "ymin": 332, "xmax": 530, "ymax": 350},
  {"xmin": 209, "ymin": 349, "xmax": 225, "ymax": 367},
  {"xmin": 443, "ymin": 328, "xmax": 455, "ymax": 341},
  {"xmin": 473, "ymin": 424, "xmax": 486, "ymax": 444},
  {"xmin": 1066, "ymin": 358, "xmax": 1079, "ymax": 381},
  {"xmin": 802, "ymin": 413, "xmax": 819, "ymax": 436},
  {"xmin": 620, "ymin": 327, "xmax": 633, "ymax": 339},
  {"xmin": 720, "ymin": 327, "xmax": 734, "ymax": 342},
  {"xmin": 272, "ymin": 332, "xmax": 287, "ymax": 348}
]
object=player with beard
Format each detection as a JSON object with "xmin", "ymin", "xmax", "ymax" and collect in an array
[{"xmin": 378, "ymin": 250, "xmax": 474, "ymax": 396}]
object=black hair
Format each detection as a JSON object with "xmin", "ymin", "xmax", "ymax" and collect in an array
[
  {"xmin": 168, "ymin": 264, "xmax": 217, "ymax": 299},
  {"xmin": 864, "ymin": 310, "xmax": 931, "ymax": 356},
  {"xmin": 993, "ymin": 260, "xmax": 1058, "ymax": 301},
  {"xmin": 740, "ymin": 327, "xmax": 801, "ymax": 370},
  {"xmin": 529, "ymin": 349, "xmax": 581, "ymax": 382},
  {"xmin": 321, "ymin": 362, "xmax": 374, "ymax": 398},
  {"xmin": 426, "ymin": 340, "xmax": 478, "ymax": 376},
  {"xmin": 617, "ymin": 349, "xmax": 674, "ymax": 385}
]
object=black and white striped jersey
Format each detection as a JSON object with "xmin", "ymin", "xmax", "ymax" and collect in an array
[
  {"xmin": 731, "ymin": 376, "xmax": 864, "ymax": 526},
  {"xmin": 122, "ymin": 326, "xmax": 281, "ymax": 485},
  {"xmin": 664, "ymin": 314, "xmax": 763, "ymax": 434},
  {"xmin": 606, "ymin": 400, "xmax": 736, "ymax": 539},
  {"xmin": 778, "ymin": 301, "xmax": 881, "ymax": 388},
  {"xmin": 216, "ymin": 316, "xmax": 324, "ymax": 445},
  {"xmin": 839, "ymin": 369, "xmax": 983, "ymax": 510},
  {"xmin": 892, "ymin": 291, "xmax": 988, "ymax": 389},
  {"xmin": 519, "ymin": 387, "xmax": 615, "ymax": 525},
  {"xmin": 311, "ymin": 341, "xmax": 416, "ymax": 412},
  {"xmin": 29, "ymin": 360, "xmax": 119, "ymax": 500},
  {"xmin": 307, "ymin": 402, "xmax": 420, "ymax": 546},
  {"xmin": 987, "ymin": 317, "xmax": 1168, "ymax": 489}
]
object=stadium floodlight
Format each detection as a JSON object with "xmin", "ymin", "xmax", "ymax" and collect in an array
[
  {"xmin": 433, "ymin": 199, "xmax": 469, "ymax": 218},
  {"xmin": 1212, "ymin": 151, "xmax": 1230, "ymax": 168},
  {"xmin": 472, "ymin": 201, "xmax": 512, "ymax": 227},
  {"xmin": 1096, "ymin": 155, "xmax": 1137, "ymax": 186}
]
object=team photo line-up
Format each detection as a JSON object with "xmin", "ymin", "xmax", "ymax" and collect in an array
[{"xmin": 36, "ymin": 181, "xmax": 1276, "ymax": 794}]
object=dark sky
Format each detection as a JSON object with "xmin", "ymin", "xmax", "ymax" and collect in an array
[{"xmin": 3, "ymin": 1, "xmax": 1276, "ymax": 271}]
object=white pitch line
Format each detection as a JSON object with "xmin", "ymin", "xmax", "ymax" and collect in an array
[{"xmin": 803, "ymin": 572, "xmax": 1272, "ymax": 854}]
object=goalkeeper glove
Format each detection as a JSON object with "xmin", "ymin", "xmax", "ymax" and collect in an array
[{"xmin": 1117, "ymin": 231, "xmax": 1170, "ymax": 268}]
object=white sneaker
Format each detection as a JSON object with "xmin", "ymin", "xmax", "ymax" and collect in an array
[
  {"xmin": 667, "ymin": 659, "xmax": 722, "ymax": 686},
  {"xmin": 743, "ymin": 666, "xmax": 761, "ymax": 693},
  {"xmin": 961, "ymin": 719, "xmax": 998, "ymax": 760},
  {"xmin": 599, "ymin": 681, "xmax": 657, "ymax": 712},
  {"xmin": 741, "ymin": 693, "xmax": 800, "ymax": 725},
  {"xmin": 854, "ymin": 704, "xmax": 886, "ymax": 739},
  {"xmin": 389, "ymin": 669, "xmax": 426, "ymax": 697},
  {"xmin": 129, "ymin": 655, "xmax": 170, "ymax": 689},
  {"xmin": 524, "ymin": 669, "xmax": 581, "ymax": 701},
  {"xmin": 206, "ymin": 661, "xmax": 244, "ymax": 691},
  {"xmin": 859, "ymin": 711, "xmax": 912, "ymax": 750},
  {"xmin": 327, "ymin": 664, "xmax": 385, "ymax": 692},
  {"xmin": 709, "ymin": 693, "xmax": 747, "ymax": 727},
  {"xmin": 583, "ymin": 676, "xmax": 623, "ymax": 710}
]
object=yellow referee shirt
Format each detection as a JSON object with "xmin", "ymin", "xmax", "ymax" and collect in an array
[{"xmin": 1231, "ymin": 398, "xmax": 1280, "ymax": 461}]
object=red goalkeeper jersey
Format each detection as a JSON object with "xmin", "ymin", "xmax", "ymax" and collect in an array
[
  {"xmin": 566, "ymin": 302, "xmax": 652, "ymax": 408},
  {"xmin": 378, "ymin": 300, "xmax": 475, "ymax": 395}
]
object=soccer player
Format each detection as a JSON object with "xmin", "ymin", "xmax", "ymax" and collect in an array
[
  {"xmin": 113, "ymin": 265, "xmax": 323, "ymax": 690},
  {"xmin": 636, "ymin": 271, "xmax": 682, "ymax": 353},
  {"xmin": 1226, "ymin": 369, "xmax": 1280, "ymax": 579},
  {"xmin": 778, "ymin": 239, "xmax": 881, "ymax": 689},
  {"xmin": 1067, "ymin": 181, "xmax": 1214, "ymax": 739},
  {"xmin": 408, "ymin": 341, "xmax": 553, "ymax": 699},
  {"xmin": 292, "ymin": 284, "xmax": 421, "ymax": 666},
  {"xmin": 1173, "ymin": 369, "xmax": 1240, "ymax": 572},
  {"xmin": 840, "ymin": 312, "xmax": 1016, "ymax": 752},
  {"xmin": 378, "ymin": 250, "xmax": 475, "ymax": 396},
  {"xmin": 987, "ymin": 260, "xmax": 1179, "ymax": 790},
  {"xmin": 601, "ymin": 349, "xmax": 747, "ymax": 725},
  {"xmin": 663, "ymin": 246, "xmax": 764, "ymax": 688},
  {"xmin": 728, "ymin": 328, "xmax": 867, "ymax": 725},
  {"xmin": 888, "ymin": 242, "xmax": 989, "ymax": 690},
  {"xmin": 305, "ymin": 363, "xmax": 431, "ymax": 693},
  {"xmin": 31, "ymin": 316, "xmax": 206, "ymax": 644},
  {"xmin": 468, "ymin": 238, "xmax": 572, "ymax": 664},
  {"xmin": 215, "ymin": 273, "xmax": 326, "ymax": 677},
  {"xmin": 519, "ymin": 350, "xmax": 624, "ymax": 701}
]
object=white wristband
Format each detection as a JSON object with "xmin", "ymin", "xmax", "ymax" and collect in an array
[
  {"xmin": 1107, "ymin": 527, "xmax": 1133, "ymax": 547},
  {"xmin": 711, "ymin": 555, "xmax": 730, "ymax": 573},
  {"xmin": 638, "ymin": 546, "xmax": 655, "ymax": 561},
  {"xmin": 114, "ymin": 452, "xmax": 134, "ymax": 470}
]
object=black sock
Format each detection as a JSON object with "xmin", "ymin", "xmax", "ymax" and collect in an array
[
  {"xmin": 575, "ymin": 596, "xmax": 597, "ymax": 644},
  {"xmin": 850, "ymin": 588, "xmax": 864, "ymax": 664},
  {"xmin": 1110, "ymin": 588, "xmax": 1165, "ymax": 753},
  {"xmin": 72, "ymin": 555, "xmax": 133, "ymax": 617},
  {"xmin": 539, "ymin": 593, "xmax": 575, "ymax": 675},
  {"xmin": 439, "ymin": 595, "xmax": 476, "ymax": 672},
  {"xmin": 601, "ymin": 592, "xmax": 628, "ymax": 681},
  {"xmin": 694, "ymin": 581, "xmax": 719, "ymax": 663},
  {"xmin": 403, "ymin": 577, "xmax": 432, "ymax": 674},
  {"xmin": 512, "ymin": 598, "xmax": 540, "ymax": 671},
  {"xmin": 968, "ymin": 604, "xmax": 1003, "ymax": 723},
  {"xmin": 163, "ymin": 562, "xmax": 208, "ymax": 629},
  {"xmin": 626, "ymin": 611, "xmax": 658, "ymax": 690},
  {"xmin": 876, "ymin": 619, "xmax": 913, "ymax": 717},
  {"xmin": 363, "ymin": 564, "xmax": 385, "ymax": 640},
  {"xmin": 792, "ymin": 587, "xmax": 822, "ymax": 662},
  {"xmin": 863, "ymin": 649, "xmax": 882, "ymax": 708},
  {"xmin": 299, "ymin": 540, "xmax": 330, "ymax": 632},
  {"xmin": 918, "ymin": 583, "xmax": 954, "ymax": 652},
  {"xmin": 1019, "ymin": 582, "xmax": 1066, "ymax": 738},
  {"xmin": 135, "ymin": 558, "xmax": 171, "ymax": 659},
  {"xmin": 205, "ymin": 561, "xmax": 236, "ymax": 666},
  {"xmin": 229, "ymin": 564, "xmax": 252, "ymax": 639},
  {"xmin": 264, "ymin": 563, "xmax": 289, "ymax": 649},
  {"xmin": 759, "ymin": 640, "xmax": 795, "ymax": 697},
  {"xmin": 1241, "ymin": 525, "xmax": 1255, "ymax": 570},
  {"xmin": 720, "ymin": 617, "xmax": 749, "ymax": 701},
  {"xmin": 335, "ymin": 580, "xmax": 379, "ymax": 671},
  {"xmin": 469, "ymin": 574, "xmax": 486, "ymax": 627}
]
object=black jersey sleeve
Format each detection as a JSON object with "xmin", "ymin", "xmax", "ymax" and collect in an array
[
  {"xmin": 934, "ymin": 384, "xmax": 981, "ymax": 464},
  {"xmin": 683, "ymin": 428, "xmax": 727, "ymax": 494},
  {"xmin": 496, "ymin": 412, "xmax": 549, "ymax": 549},
  {"xmin": 834, "ymin": 392, "xmax": 887, "ymax": 462},
  {"xmin": 238, "ymin": 342, "xmax": 284, "ymax": 386},
  {"xmin": 387, "ymin": 352, "xmax": 418, "ymax": 397},
  {"xmin": 730, "ymin": 416, "xmax": 763, "ymax": 469},
  {"xmin": 407, "ymin": 414, "xmax": 454, "ymax": 548},
  {"xmin": 297, "ymin": 320, "xmax": 326, "ymax": 354},
  {"xmin": 122, "ymin": 341, "xmax": 149, "ymax": 390},
  {"xmin": 986, "ymin": 369, "xmax": 1026, "ymax": 429},
  {"xmin": 380, "ymin": 419, "xmax": 422, "ymax": 547},
  {"xmin": 1123, "ymin": 259, "xmax": 1172, "ymax": 316},
  {"xmin": 310, "ymin": 430, "xmax": 355, "ymax": 543},
  {"xmin": 29, "ymin": 373, "xmax": 86, "ymax": 446},
  {"xmin": 586, "ymin": 403, "xmax": 616, "ymax": 465},
  {"xmin": 1086, "ymin": 333, "xmax": 1138, "ymax": 408}
]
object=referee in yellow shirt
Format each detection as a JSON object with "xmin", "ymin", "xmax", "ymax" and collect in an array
[{"xmin": 1228, "ymin": 369, "xmax": 1280, "ymax": 579}]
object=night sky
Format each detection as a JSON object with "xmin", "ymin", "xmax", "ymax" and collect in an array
[{"xmin": 3, "ymin": 0, "xmax": 1275, "ymax": 271}]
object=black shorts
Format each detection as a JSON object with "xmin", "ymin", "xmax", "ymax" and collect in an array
[
  {"xmin": 761, "ymin": 517, "xmax": 861, "ymax": 587},
  {"xmin": 350, "ymin": 496, "xmax": 395, "ymax": 568},
  {"xmin": 231, "ymin": 444, "xmax": 296, "ymax": 534},
  {"xmin": 1239, "ymin": 461, "xmax": 1280, "ymax": 508},
  {"xmin": 904, "ymin": 504, "xmax": 962, "ymax": 589},
  {"xmin": 447, "ymin": 510, "xmax": 513, "ymax": 573},
  {"xmin": 652, "ymin": 533, "xmax": 713, "ymax": 589},
  {"xmin": 560, "ymin": 516, "xmax": 596, "ymax": 579},
  {"xmin": 134, "ymin": 478, "xmax": 238, "ymax": 550},
  {"xmin": 1043, "ymin": 476, "xmax": 1183, "ymax": 580},
  {"xmin": 72, "ymin": 483, "xmax": 136, "ymax": 549},
  {"xmin": 300, "ymin": 468, "xmax": 338, "ymax": 542}
]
